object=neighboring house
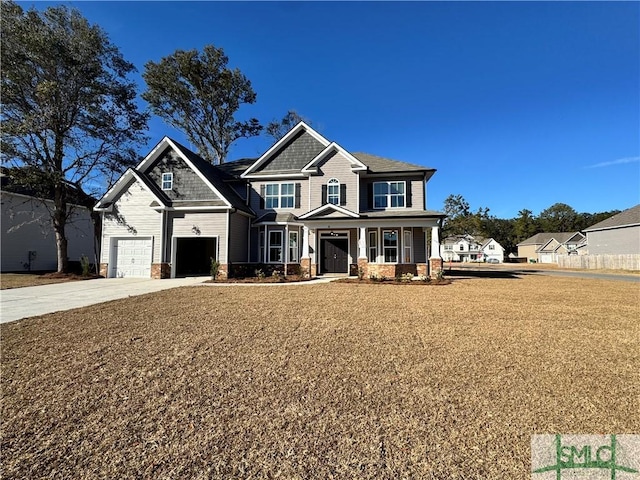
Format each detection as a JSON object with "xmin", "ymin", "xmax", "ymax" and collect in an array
[
  {"xmin": 582, "ymin": 204, "xmax": 640, "ymax": 255},
  {"xmin": 516, "ymin": 232, "xmax": 585, "ymax": 263},
  {"xmin": 1, "ymin": 178, "xmax": 96, "ymax": 272},
  {"xmin": 440, "ymin": 234, "xmax": 504, "ymax": 263},
  {"xmin": 94, "ymin": 122, "xmax": 446, "ymax": 279}
]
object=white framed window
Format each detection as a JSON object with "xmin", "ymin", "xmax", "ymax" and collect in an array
[
  {"xmin": 383, "ymin": 230, "xmax": 398, "ymax": 263},
  {"xmin": 459, "ymin": 245, "xmax": 464, "ymax": 251},
  {"xmin": 161, "ymin": 172, "xmax": 173, "ymax": 190},
  {"xmin": 265, "ymin": 183, "xmax": 294, "ymax": 209},
  {"xmin": 269, "ymin": 231, "xmax": 283, "ymax": 263},
  {"xmin": 444, "ymin": 245, "xmax": 453, "ymax": 250},
  {"xmin": 404, "ymin": 229, "xmax": 412, "ymax": 263},
  {"xmin": 373, "ymin": 181, "xmax": 405, "ymax": 209},
  {"xmin": 289, "ymin": 231, "xmax": 299, "ymax": 263},
  {"xmin": 327, "ymin": 178, "xmax": 340, "ymax": 205},
  {"xmin": 368, "ymin": 230, "xmax": 378, "ymax": 263},
  {"xmin": 489, "ymin": 244, "xmax": 495, "ymax": 250}
]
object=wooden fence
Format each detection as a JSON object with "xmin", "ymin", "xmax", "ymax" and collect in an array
[{"xmin": 556, "ymin": 254, "xmax": 640, "ymax": 271}]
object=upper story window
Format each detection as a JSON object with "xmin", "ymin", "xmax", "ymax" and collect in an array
[
  {"xmin": 444, "ymin": 244, "xmax": 453, "ymax": 251},
  {"xmin": 327, "ymin": 178, "xmax": 340, "ymax": 205},
  {"xmin": 459, "ymin": 244, "xmax": 464, "ymax": 251},
  {"xmin": 489, "ymin": 244, "xmax": 495, "ymax": 250},
  {"xmin": 373, "ymin": 181, "xmax": 405, "ymax": 209},
  {"xmin": 161, "ymin": 173, "xmax": 173, "ymax": 190},
  {"xmin": 264, "ymin": 183, "xmax": 295, "ymax": 209}
]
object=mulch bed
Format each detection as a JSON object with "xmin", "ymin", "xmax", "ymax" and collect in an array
[
  {"xmin": 206, "ymin": 275, "xmax": 312, "ymax": 284},
  {"xmin": 334, "ymin": 278, "xmax": 451, "ymax": 285}
]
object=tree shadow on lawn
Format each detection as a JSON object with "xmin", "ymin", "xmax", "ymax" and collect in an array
[{"xmin": 445, "ymin": 268, "xmax": 522, "ymax": 280}]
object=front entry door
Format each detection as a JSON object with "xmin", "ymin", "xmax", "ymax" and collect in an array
[{"xmin": 321, "ymin": 238, "xmax": 348, "ymax": 273}]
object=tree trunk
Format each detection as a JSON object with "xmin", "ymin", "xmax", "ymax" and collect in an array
[{"xmin": 53, "ymin": 182, "xmax": 69, "ymax": 273}]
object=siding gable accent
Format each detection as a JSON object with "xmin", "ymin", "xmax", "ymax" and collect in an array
[
  {"xmin": 95, "ymin": 169, "xmax": 168, "ymax": 211},
  {"xmin": 242, "ymin": 122, "xmax": 330, "ymax": 178},
  {"xmin": 301, "ymin": 142, "xmax": 367, "ymax": 174},
  {"xmin": 299, "ymin": 203, "xmax": 359, "ymax": 220}
]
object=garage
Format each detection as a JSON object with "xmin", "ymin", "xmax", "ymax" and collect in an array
[
  {"xmin": 539, "ymin": 253, "xmax": 554, "ymax": 264},
  {"xmin": 174, "ymin": 237, "xmax": 217, "ymax": 277},
  {"xmin": 111, "ymin": 238, "xmax": 152, "ymax": 278}
]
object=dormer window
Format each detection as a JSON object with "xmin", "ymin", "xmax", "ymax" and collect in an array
[
  {"xmin": 161, "ymin": 173, "xmax": 173, "ymax": 190},
  {"xmin": 327, "ymin": 178, "xmax": 340, "ymax": 205}
]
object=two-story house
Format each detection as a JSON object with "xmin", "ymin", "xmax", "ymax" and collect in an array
[
  {"xmin": 94, "ymin": 122, "xmax": 445, "ymax": 279},
  {"xmin": 440, "ymin": 235, "xmax": 504, "ymax": 263}
]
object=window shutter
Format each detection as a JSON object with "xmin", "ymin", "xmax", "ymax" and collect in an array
[
  {"xmin": 368, "ymin": 183, "xmax": 373, "ymax": 209},
  {"xmin": 295, "ymin": 183, "xmax": 301, "ymax": 208},
  {"xmin": 406, "ymin": 181, "xmax": 412, "ymax": 208},
  {"xmin": 340, "ymin": 184, "xmax": 347, "ymax": 206},
  {"xmin": 321, "ymin": 185, "xmax": 327, "ymax": 205},
  {"xmin": 260, "ymin": 184, "xmax": 265, "ymax": 209}
]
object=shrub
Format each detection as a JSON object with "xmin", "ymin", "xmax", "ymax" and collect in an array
[
  {"xmin": 402, "ymin": 272, "xmax": 414, "ymax": 283},
  {"xmin": 358, "ymin": 267, "xmax": 365, "ymax": 281},
  {"xmin": 255, "ymin": 268, "xmax": 265, "ymax": 280},
  {"xmin": 210, "ymin": 258, "xmax": 221, "ymax": 280},
  {"xmin": 80, "ymin": 255, "xmax": 91, "ymax": 277}
]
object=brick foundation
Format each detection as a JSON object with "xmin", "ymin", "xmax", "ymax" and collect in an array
[
  {"xmin": 151, "ymin": 263, "xmax": 171, "ymax": 279},
  {"xmin": 416, "ymin": 263, "xmax": 428, "ymax": 278},
  {"xmin": 366, "ymin": 263, "xmax": 418, "ymax": 279},
  {"xmin": 99, "ymin": 263, "xmax": 108, "ymax": 278},
  {"xmin": 357, "ymin": 258, "xmax": 368, "ymax": 278},
  {"xmin": 429, "ymin": 258, "xmax": 444, "ymax": 278}
]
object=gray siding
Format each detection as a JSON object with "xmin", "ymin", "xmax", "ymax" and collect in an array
[
  {"xmin": 148, "ymin": 148, "xmax": 221, "ymax": 201},
  {"xmin": 359, "ymin": 175, "xmax": 425, "ymax": 212},
  {"xmin": 168, "ymin": 211, "xmax": 229, "ymax": 264},
  {"xmin": 229, "ymin": 213, "xmax": 250, "ymax": 262},
  {"xmin": 249, "ymin": 179, "xmax": 309, "ymax": 217},
  {"xmin": 309, "ymin": 150, "xmax": 359, "ymax": 212},
  {"xmin": 257, "ymin": 131, "xmax": 325, "ymax": 172},
  {"xmin": 586, "ymin": 226, "xmax": 640, "ymax": 254},
  {"xmin": 1, "ymin": 192, "xmax": 95, "ymax": 272},
  {"xmin": 413, "ymin": 228, "xmax": 426, "ymax": 263},
  {"xmin": 101, "ymin": 180, "xmax": 162, "ymax": 263}
]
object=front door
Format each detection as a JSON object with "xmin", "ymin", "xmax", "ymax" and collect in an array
[{"xmin": 321, "ymin": 238, "xmax": 348, "ymax": 273}]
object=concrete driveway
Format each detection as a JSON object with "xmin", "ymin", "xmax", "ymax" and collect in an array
[{"xmin": 0, "ymin": 277, "xmax": 209, "ymax": 324}]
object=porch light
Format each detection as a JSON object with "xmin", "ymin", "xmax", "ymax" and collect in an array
[{"xmin": 192, "ymin": 225, "xmax": 201, "ymax": 235}]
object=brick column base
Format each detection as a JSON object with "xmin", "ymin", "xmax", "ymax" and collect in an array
[
  {"xmin": 357, "ymin": 258, "xmax": 368, "ymax": 278},
  {"xmin": 151, "ymin": 263, "xmax": 171, "ymax": 279},
  {"xmin": 99, "ymin": 263, "xmax": 108, "ymax": 278},
  {"xmin": 429, "ymin": 258, "xmax": 444, "ymax": 279},
  {"xmin": 416, "ymin": 263, "xmax": 428, "ymax": 278},
  {"xmin": 300, "ymin": 258, "xmax": 311, "ymax": 278}
]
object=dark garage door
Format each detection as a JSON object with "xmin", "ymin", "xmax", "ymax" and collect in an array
[{"xmin": 175, "ymin": 237, "xmax": 217, "ymax": 276}]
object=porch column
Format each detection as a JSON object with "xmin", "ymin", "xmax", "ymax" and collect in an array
[
  {"xmin": 429, "ymin": 225, "xmax": 443, "ymax": 278},
  {"xmin": 300, "ymin": 225, "xmax": 312, "ymax": 278},
  {"xmin": 429, "ymin": 225, "xmax": 441, "ymax": 259},
  {"xmin": 358, "ymin": 227, "xmax": 367, "ymax": 259},
  {"xmin": 301, "ymin": 225, "xmax": 310, "ymax": 258}
]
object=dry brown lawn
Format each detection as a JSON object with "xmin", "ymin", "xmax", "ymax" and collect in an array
[
  {"xmin": 0, "ymin": 273, "xmax": 97, "ymax": 290},
  {"xmin": 2, "ymin": 275, "xmax": 638, "ymax": 479}
]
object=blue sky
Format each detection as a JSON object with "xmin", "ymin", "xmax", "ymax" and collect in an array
[{"xmin": 22, "ymin": 1, "xmax": 640, "ymax": 218}]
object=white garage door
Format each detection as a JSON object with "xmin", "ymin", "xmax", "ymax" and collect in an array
[
  {"xmin": 539, "ymin": 253, "xmax": 554, "ymax": 264},
  {"xmin": 112, "ymin": 238, "xmax": 152, "ymax": 278}
]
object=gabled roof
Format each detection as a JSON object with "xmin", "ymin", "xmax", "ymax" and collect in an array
[
  {"xmin": 301, "ymin": 143, "xmax": 367, "ymax": 174},
  {"xmin": 95, "ymin": 137, "xmax": 253, "ymax": 215},
  {"xmin": 242, "ymin": 122, "xmax": 329, "ymax": 177},
  {"xmin": 517, "ymin": 232, "xmax": 583, "ymax": 246},
  {"xmin": 94, "ymin": 169, "xmax": 170, "ymax": 211},
  {"xmin": 240, "ymin": 122, "xmax": 437, "ymax": 179},
  {"xmin": 583, "ymin": 204, "xmax": 640, "ymax": 232},
  {"xmin": 299, "ymin": 203, "xmax": 360, "ymax": 220}
]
